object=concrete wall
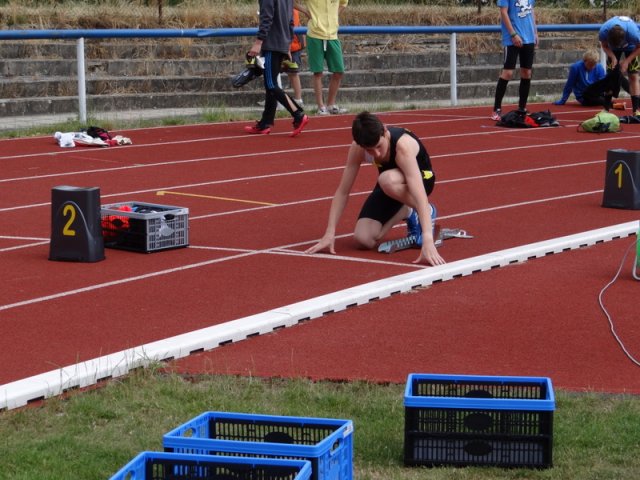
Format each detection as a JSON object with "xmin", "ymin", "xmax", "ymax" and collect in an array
[{"xmin": 0, "ymin": 34, "xmax": 592, "ymax": 117}]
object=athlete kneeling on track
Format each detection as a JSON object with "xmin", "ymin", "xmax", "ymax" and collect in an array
[{"xmin": 305, "ymin": 111, "xmax": 445, "ymax": 267}]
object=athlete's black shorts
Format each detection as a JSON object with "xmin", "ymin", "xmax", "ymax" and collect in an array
[
  {"xmin": 608, "ymin": 49, "xmax": 640, "ymax": 74},
  {"xmin": 358, "ymin": 176, "xmax": 435, "ymax": 224},
  {"xmin": 502, "ymin": 43, "xmax": 535, "ymax": 70}
]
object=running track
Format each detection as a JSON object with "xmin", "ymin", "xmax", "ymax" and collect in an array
[{"xmin": 1, "ymin": 103, "xmax": 639, "ymax": 410}]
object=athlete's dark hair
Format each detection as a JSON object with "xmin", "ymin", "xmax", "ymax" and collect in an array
[
  {"xmin": 607, "ymin": 25, "xmax": 626, "ymax": 49},
  {"xmin": 352, "ymin": 111, "xmax": 384, "ymax": 147}
]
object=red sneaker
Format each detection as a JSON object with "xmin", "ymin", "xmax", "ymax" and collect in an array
[
  {"xmin": 244, "ymin": 123, "xmax": 271, "ymax": 134},
  {"xmin": 290, "ymin": 114, "xmax": 309, "ymax": 137}
]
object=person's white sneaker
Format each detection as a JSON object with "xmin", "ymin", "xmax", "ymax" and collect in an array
[
  {"xmin": 317, "ymin": 106, "xmax": 329, "ymax": 115},
  {"xmin": 328, "ymin": 105, "xmax": 347, "ymax": 114}
]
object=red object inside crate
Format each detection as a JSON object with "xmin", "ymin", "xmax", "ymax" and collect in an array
[{"xmin": 101, "ymin": 205, "xmax": 132, "ymax": 239}]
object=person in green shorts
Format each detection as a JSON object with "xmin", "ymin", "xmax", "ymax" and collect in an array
[{"xmin": 295, "ymin": 0, "xmax": 348, "ymax": 115}]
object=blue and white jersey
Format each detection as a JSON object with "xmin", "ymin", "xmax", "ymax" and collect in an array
[
  {"xmin": 598, "ymin": 16, "xmax": 640, "ymax": 51},
  {"xmin": 497, "ymin": 0, "xmax": 536, "ymax": 46}
]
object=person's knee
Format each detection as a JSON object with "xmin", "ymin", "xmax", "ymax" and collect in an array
[
  {"xmin": 500, "ymin": 70, "xmax": 514, "ymax": 81},
  {"xmin": 353, "ymin": 230, "xmax": 376, "ymax": 249},
  {"xmin": 353, "ymin": 221, "xmax": 379, "ymax": 249},
  {"xmin": 520, "ymin": 68, "xmax": 532, "ymax": 79}
]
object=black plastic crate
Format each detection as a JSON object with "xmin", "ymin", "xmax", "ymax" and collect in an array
[
  {"xmin": 109, "ymin": 452, "xmax": 312, "ymax": 480},
  {"xmin": 404, "ymin": 373, "xmax": 555, "ymax": 468}
]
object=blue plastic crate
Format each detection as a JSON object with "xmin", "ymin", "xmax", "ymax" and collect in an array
[
  {"xmin": 110, "ymin": 452, "xmax": 312, "ymax": 480},
  {"xmin": 162, "ymin": 412, "xmax": 353, "ymax": 480},
  {"xmin": 404, "ymin": 373, "xmax": 555, "ymax": 468}
]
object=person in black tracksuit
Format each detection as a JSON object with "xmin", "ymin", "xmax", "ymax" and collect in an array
[
  {"xmin": 305, "ymin": 111, "xmax": 445, "ymax": 267},
  {"xmin": 244, "ymin": 0, "xmax": 309, "ymax": 137}
]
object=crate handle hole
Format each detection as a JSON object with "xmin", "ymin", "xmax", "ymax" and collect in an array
[
  {"xmin": 330, "ymin": 439, "xmax": 342, "ymax": 455},
  {"xmin": 464, "ymin": 389, "xmax": 493, "ymax": 398},
  {"xmin": 263, "ymin": 431, "xmax": 294, "ymax": 444},
  {"xmin": 463, "ymin": 440, "xmax": 493, "ymax": 457}
]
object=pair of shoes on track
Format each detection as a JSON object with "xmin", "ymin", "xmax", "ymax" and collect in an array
[
  {"xmin": 490, "ymin": 108, "xmax": 528, "ymax": 121},
  {"xmin": 244, "ymin": 113, "xmax": 309, "ymax": 137},
  {"xmin": 317, "ymin": 105, "xmax": 347, "ymax": 115}
]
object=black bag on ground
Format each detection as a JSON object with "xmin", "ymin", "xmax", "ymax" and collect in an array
[
  {"xmin": 619, "ymin": 115, "xmax": 640, "ymax": 124},
  {"xmin": 497, "ymin": 110, "xmax": 538, "ymax": 128},
  {"xmin": 86, "ymin": 126, "xmax": 112, "ymax": 141},
  {"xmin": 528, "ymin": 110, "xmax": 560, "ymax": 127}
]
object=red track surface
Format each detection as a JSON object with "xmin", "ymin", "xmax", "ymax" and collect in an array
[{"xmin": 1, "ymin": 103, "xmax": 639, "ymax": 395}]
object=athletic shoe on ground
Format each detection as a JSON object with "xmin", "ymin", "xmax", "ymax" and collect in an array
[
  {"xmin": 613, "ymin": 102, "xmax": 626, "ymax": 110},
  {"xmin": 317, "ymin": 106, "xmax": 329, "ymax": 115},
  {"xmin": 406, "ymin": 208, "xmax": 421, "ymax": 239},
  {"xmin": 328, "ymin": 105, "xmax": 347, "ymax": 114},
  {"xmin": 490, "ymin": 109, "xmax": 501, "ymax": 121},
  {"xmin": 290, "ymin": 113, "xmax": 309, "ymax": 137},
  {"xmin": 405, "ymin": 204, "xmax": 437, "ymax": 247},
  {"xmin": 244, "ymin": 122, "xmax": 271, "ymax": 135}
]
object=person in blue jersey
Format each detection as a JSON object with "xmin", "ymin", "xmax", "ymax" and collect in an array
[
  {"xmin": 554, "ymin": 49, "xmax": 608, "ymax": 106},
  {"xmin": 490, "ymin": 0, "xmax": 538, "ymax": 121},
  {"xmin": 598, "ymin": 15, "xmax": 640, "ymax": 115},
  {"xmin": 305, "ymin": 111, "xmax": 445, "ymax": 267},
  {"xmin": 244, "ymin": 0, "xmax": 309, "ymax": 137}
]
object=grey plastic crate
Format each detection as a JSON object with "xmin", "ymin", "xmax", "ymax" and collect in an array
[{"xmin": 101, "ymin": 201, "xmax": 189, "ymax": 253}]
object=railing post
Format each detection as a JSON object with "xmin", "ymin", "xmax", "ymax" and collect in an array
[
  {"xmin": 450, "ymin": 32, "xmax": 458, "ymax": 106},
  {"xmin": 76, "ymin": 37, "xmax": 87, "ymax": 124}
]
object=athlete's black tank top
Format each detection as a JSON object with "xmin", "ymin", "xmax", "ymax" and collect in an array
[{"xmin": 375, "ymin": 126, "xmax": 434, "ymax": 180}]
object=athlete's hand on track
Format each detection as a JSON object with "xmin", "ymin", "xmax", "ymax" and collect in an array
[
  {"xmin": 413, "ymin": 241, "xmax": 445, "ymax": 266},
  {"xmin": 305, "ymin": 235, "xmax": 336, "ymax": 255}
]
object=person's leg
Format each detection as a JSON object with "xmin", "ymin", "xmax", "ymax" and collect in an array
[
  {"xmin": 354, "ymin": 185, "xmax": 404, "ymax": 249},
  {"xmin": 258, "ymin": 51, "xmax": 284, "ymax": 126},
  {"xmin": 326, "ymin": 72, "xmax": 343, "ymax": 108},
  {"xmin": 312, "ymin": 73, "xmax": 325, "ymax": 111},
  {"xmin": 376, "ymin": 169, "xmax": 420, "ymax": 207},
  {"xmin": 582, "ymin": 75, "xmax": 611, "ymax": 106},
  {"xmin": 518, "ymin": 71, "xmax": 531, "ymax": 111},
  {"xmin": 626, "ymin": 54, "xmax": 640, "ymax": 113},
  {"xmin": 517, "ymin": 44, "xmax": 535, "ymax": 112},
  {"xmin": 325, "ymin": 39, "xmax": 346, "ymax": 110},
  {"xmin": 288, "ymin": 50, "xmax": 303, "ymax": 103},
  {"xmin": 492, "ymin": 46, "xmax": 518, "ymax": 116},
  {"xmin": 306, "ymin": 37, "xmax": 327, "ymax": 112},
  {"xmin": 376, "ymin": 169, "xmax": 436, "ymax": 245},
  {"xmin": 288, "ymin": 73, "xmax": 302, "ymax": 102},
  {"xmin": 354, "ymin": 214, "xmax": 404, "ymax": 249}
]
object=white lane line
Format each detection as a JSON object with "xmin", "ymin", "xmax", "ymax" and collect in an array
[{"xmin": 0, "ymin": 157, "xmax": 605, "ymax": 214}]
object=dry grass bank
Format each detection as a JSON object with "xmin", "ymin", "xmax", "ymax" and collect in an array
[{"xmin": 0, "ymin": 1, "xmax": 633, "ymax": 30}]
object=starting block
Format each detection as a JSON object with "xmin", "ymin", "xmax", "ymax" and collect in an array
[{"xmin": 378, "ymin": 227, "xmax": 473, "ymax": 254}]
